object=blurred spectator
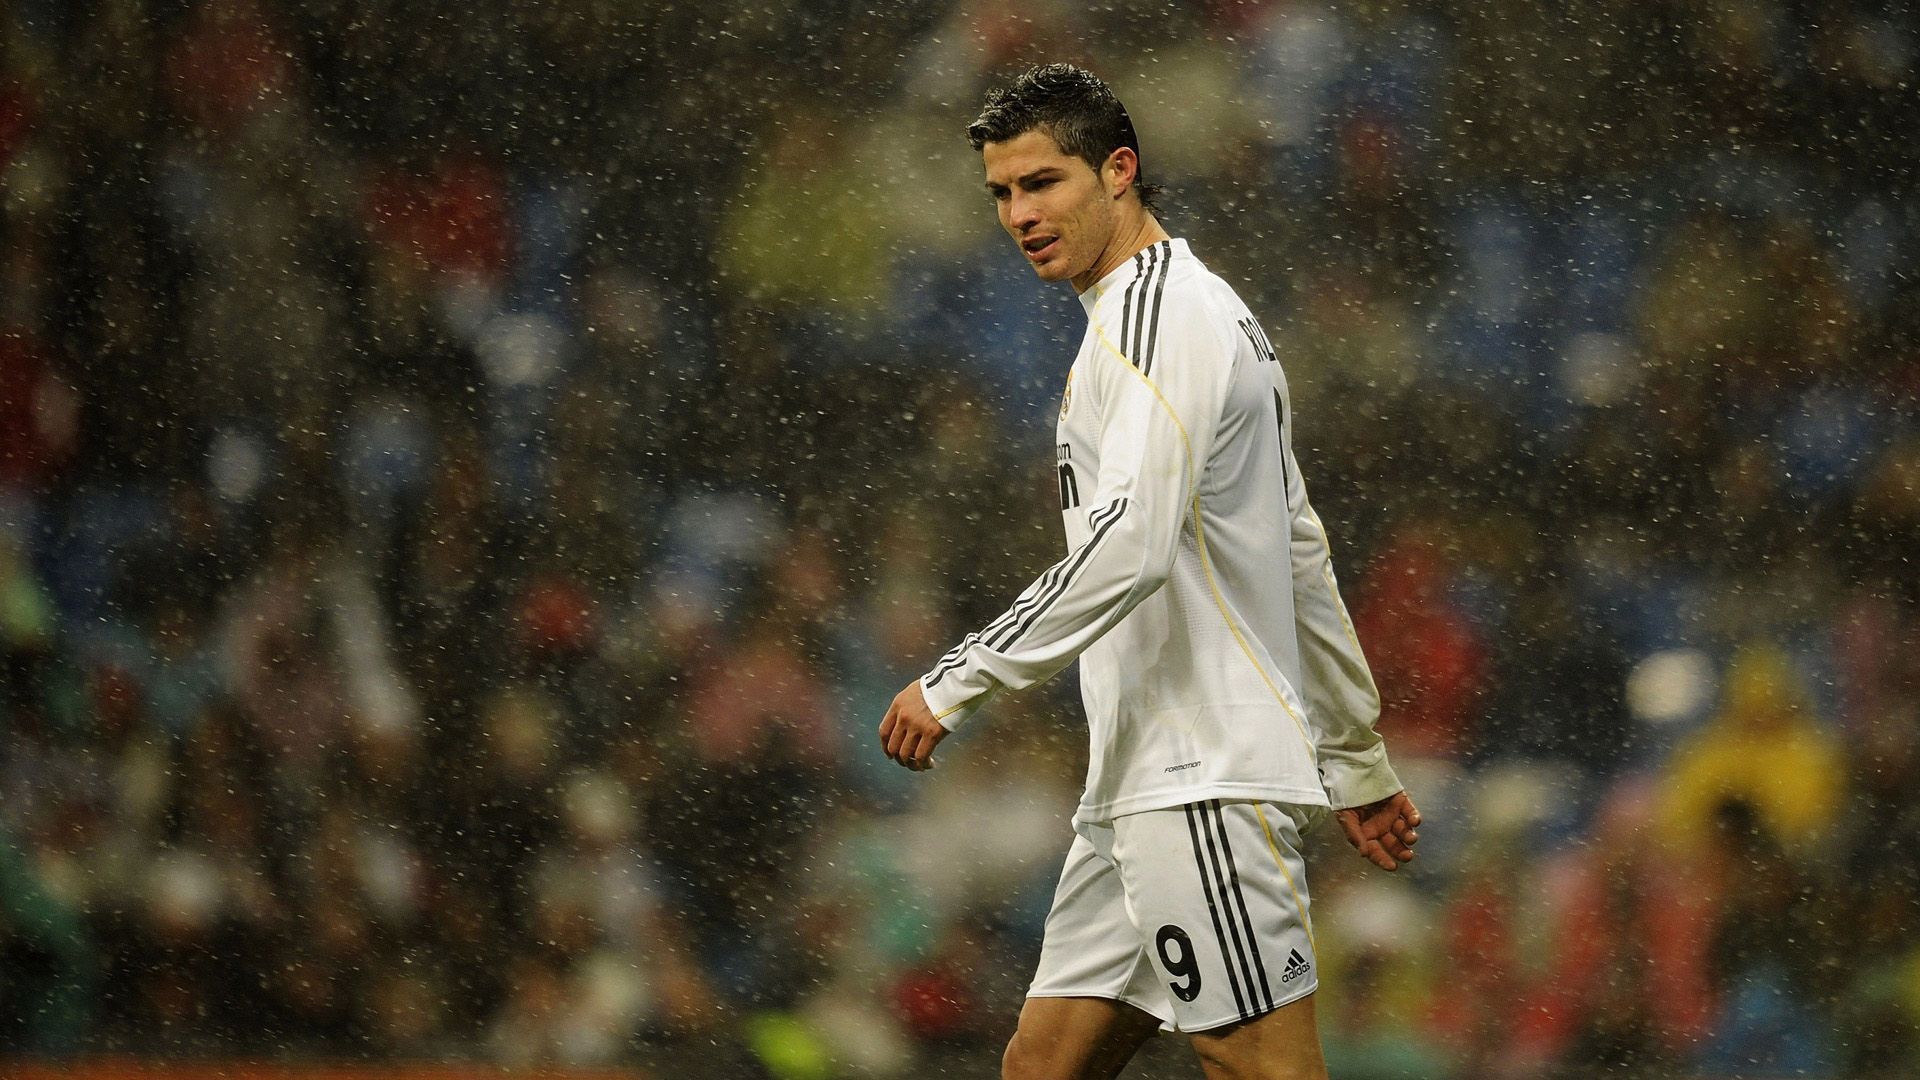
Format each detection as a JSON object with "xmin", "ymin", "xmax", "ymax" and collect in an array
[
  {"xmin": 1659, "ymin": 642, "xmax": 1846, "ymax": 855},
  {"xmin": 0, "ymin": 832, "xmax": 94, "ymax": 1053},
  {"xmin": 1475, "ymin": 577, "xmax": 1634, "ymax": 775},
  {"xmin": 718, "ymin": 107, "xmax": 892, "ymax": 321},
  {"xmin": 1694, "ymin": 798, "xmax": 1842, "ymax": 1078},
  {"xmin": 0, "ymin": 330, "xmax": 76, "ymax": 495},
  {"xmin": 1540, "ymin": 779, "xmax": 1715, "ymax": 1074},
  {"xmin": 1352, "ymin": 527, "xmax": 1487, "ymax": 761}
]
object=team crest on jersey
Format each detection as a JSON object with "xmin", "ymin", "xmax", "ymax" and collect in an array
[{"xmin": 1060, "ymin": 371, "xmax": 1074, "ymax": 419}]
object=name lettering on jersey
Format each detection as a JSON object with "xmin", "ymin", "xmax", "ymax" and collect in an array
[
  {"xmin": 1056, "ymin": 443, "xmax": 1080, "ymax": 510},
  {"xmin": 1238, "ymin": 317, "xmax": 1277, "ymax": 364},
  {"xmin": 1164, "ymin": 760, "xmax": 1201, "ymax": 773}
]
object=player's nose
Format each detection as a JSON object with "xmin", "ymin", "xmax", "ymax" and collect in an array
[{"xmin": 1008, "ymin": 194, "xmax": 1042, "ymax": 232}]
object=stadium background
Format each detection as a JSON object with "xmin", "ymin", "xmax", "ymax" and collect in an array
[{"xmin": 2, "ymin": 1, "xmax": 1916, "ymax": 1078}]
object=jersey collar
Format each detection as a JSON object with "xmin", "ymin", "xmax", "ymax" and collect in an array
[{"xmin": 1080, "ymin": 238, "xmax": 1189, "ymax": 313}]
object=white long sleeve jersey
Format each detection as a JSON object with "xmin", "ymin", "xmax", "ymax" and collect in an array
[{"xmin": 921, "ymin": 239, "xmax": 1401, "ymax": 824}]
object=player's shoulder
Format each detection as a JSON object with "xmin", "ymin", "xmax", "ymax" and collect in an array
[
  {"xmin": 1175, "ymin": 242, "xmax": 1256, "ymax": 314},
  {"xmin": 1171, "ymin": 246, "xmax": 1260, "ymax": 360},
  {"xmin": 1092, "ymin": 239, "xmax": 1242, "ymax": 373}
]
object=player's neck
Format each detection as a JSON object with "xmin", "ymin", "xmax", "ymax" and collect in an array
[{"xmin": 1072, "ymin": 212, "xmax": 1172, "ymax": 294}]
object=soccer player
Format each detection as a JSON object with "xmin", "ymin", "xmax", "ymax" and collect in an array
[{"xmin": 878, "ymin": 64, "xmax": 1421, "ymax": 1080}]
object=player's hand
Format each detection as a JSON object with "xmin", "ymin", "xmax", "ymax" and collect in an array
[
  {"xmin": 878, "ymin": 680, "xmax": 948, "ymax": 772},
  {"xmin": 1334, "ymin": 791, "xmax": 1421, "ymax": 872}
]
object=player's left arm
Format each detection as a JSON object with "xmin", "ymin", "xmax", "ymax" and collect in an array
[
  {"xmin": 1278, "ymin": 387, "xmax": 1420, "ymax": 867},
  {"xmin": 1279, "ymin": 398, "xmax": 1407, "ymax": 813},
  {"xmin": 1335, "ymin": 790, "xmax": 1422, "ymax": 871}
]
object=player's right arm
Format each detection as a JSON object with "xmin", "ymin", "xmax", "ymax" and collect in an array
[{"xmin": 913, "ymin": 291, "xmax": 1233, "ymax": 734}]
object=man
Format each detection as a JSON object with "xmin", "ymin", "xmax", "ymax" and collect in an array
[{"xmin": 878, "ymin": 64, "xmax": 1420, "ymax": 1080}]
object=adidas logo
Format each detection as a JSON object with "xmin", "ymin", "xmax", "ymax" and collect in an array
[{"xmin": 1280, "ymin": 948, "xmax": 1311, "ymax": 984}]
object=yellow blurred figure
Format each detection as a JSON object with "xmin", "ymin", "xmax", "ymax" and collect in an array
[
  {"xmin": 718, "ymin": 108, "xmax": 891, "ymax": 317},
  {"xmin": 1661, "ymin": 643, "xmax": 1845, "ymax": 853}
]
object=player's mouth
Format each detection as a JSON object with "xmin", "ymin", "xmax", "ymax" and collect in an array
[{"xmin": 1021, "ymin": 234, "xmax": 1060, "ymax": 262}]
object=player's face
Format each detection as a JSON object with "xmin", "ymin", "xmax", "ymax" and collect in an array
[{"xmin": 983, "ymin": 129, "xmax": 1120, "ymax": 288}]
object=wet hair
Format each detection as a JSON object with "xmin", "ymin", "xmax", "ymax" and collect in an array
[{"xmin": 967, "ymin": 63, "xmax": 1163, "ymax": 214}]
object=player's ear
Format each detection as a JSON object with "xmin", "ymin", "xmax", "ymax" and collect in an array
[{"xmin": 1106, "ymin": 147, "xmax": 1139, "ymax": 201}]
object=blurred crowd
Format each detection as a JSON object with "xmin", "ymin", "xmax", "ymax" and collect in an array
[{"xmin": 2, "ymin": 2, "xmax": 1917, "ymax": 1078}]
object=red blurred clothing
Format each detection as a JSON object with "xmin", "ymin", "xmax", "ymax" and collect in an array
[
  {"xmin": 164, "ymin": 0, "xmax": 294, "ymax": 136},
  {"xmin": 1434, "ymin": 783, "xmax": 1717, "ymax": 1066},
  {"xmin": 513, "ymin": 574, "xmax": 598, "ymax": 656},
  {"xmin": 0, "ymin": 76, "xmax": 33, "ymax": 167},
  {"xmin": 891, "ymin": 966, "xmax": 976, "ymax": 1041},
  {"xmin": 1539, "ymin": 836, "xmax": 1717, "ymax": 1054},
  {"xmin": 0, "ymin": 331, "xmax": 76, "ymax": 490},
  {"xmin": 364, "ymin": 159, "xmax": 513, "ymax": 281},
  {"xmin": 1431, "ymin": 856, "xmax": 1563, "ymax": 1067},
  {"xmin": 682, "ymin": 627, "xmax": 834, "ymax": 766},
  {"xmin": 1352, "ymin": 535, "xmax": 1486, "ymax": 759},
  {"xmin": 1433, "ymin": 845, "xmax": 1714, "ymax": 1070}
]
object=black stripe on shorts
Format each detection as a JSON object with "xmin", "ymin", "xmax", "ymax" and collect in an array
[
  {"xmin": 1208, "ymin": 800, "xmax": 1274, "ymax": 1012},
  {"xmin": 1184, "ymin": 803, "xmax": 1248, "ymax": 1021}
]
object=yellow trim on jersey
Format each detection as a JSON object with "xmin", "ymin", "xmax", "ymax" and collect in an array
[
  {"xmin": 928, "ymin": 682, "xmax": 998, "ymax": 723},
  {"xmin": 1088, "ymin": 320, "xmax": 1319, "ymax": 764},
  {"xmin": 1325, "ymin": 564, "xmax": 1367, "ymax": 658},
  {"xmin": 1255, "ymin": 804, "xmax": 1318, "ymax": 960},
  {"xmin": 1190, "ymin": 496, "xmax": 1319, "ymax": 759},
  {"xmin": 1304, "ymin": 503, "xmax": 1369, "ymax": 660}
]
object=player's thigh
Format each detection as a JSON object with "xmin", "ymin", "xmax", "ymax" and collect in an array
[
  {"xmin": 1188, "ymin": 991, "xmax": 1327, "ymax": 1080},
  {"xmin": 1029, "ymin": 828, "xmax": 1176, "ymax": 1025},
  {"xmin": 1002, "ymin": 994, "xmax": 1163, "ymax": 1080},
  {"xmin": 1109, "ymin": 800, "xmax": 1320, "ymax": 1034}
]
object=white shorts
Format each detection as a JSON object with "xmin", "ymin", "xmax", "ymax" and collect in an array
[{"xmin": 1027, "ymin": 799, "xmax": 1321, "ymax": 1033}]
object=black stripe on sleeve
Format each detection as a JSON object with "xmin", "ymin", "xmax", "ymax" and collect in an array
[
  {"xmin": 1210, "ymin": 801, "xmax": 1275, "ymax": 1011},
  {"xmin": 923, "ymin": 543, "xmax": 1076, "ymax": 688},
  {"xmin": 924, "ymin": 492, "xmax": 1121, "ymax": 683},
  {"xmin": 924, "ymin": 497, "xmax": 1128, "ymax": 689},
  {"xmin": 1140, "ymin": 240, "xmax": 1173, "ymax": 378},
  {"xmin": 1129, "ymin": 243, "xmax": 1158, "ymax": 367},
  {"xmin": 1185, "ymin": 804, "xmax": 1249, "ymax": 1021},
  {"xmin": 929, "ymin": 631, "xmax": 978, "ymax": 675},
  {"xmin": 1119, "ymin": 249, "xmax": 1146, "ymax": 358},
  {"xmin": 1273, "ymin": 388, "xmax": 1288, "ymax": 497},
  {"xmin": 985, "ymin": 497, "xmax": 1127, "ymax": 652}
]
